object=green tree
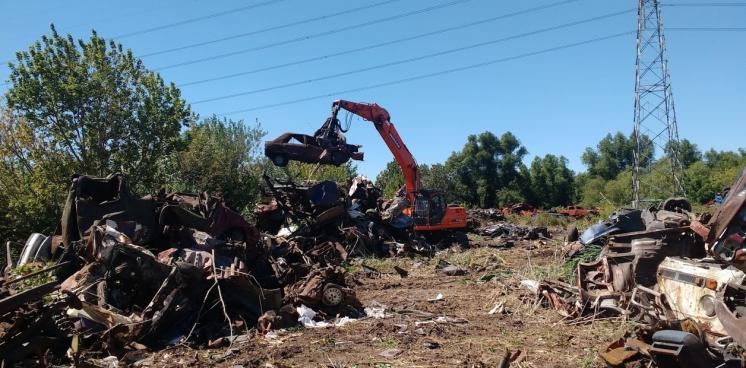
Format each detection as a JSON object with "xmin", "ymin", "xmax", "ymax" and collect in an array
[
  {"xmin": 665, "ymin": 139, "xmax": 702, "ymax": 168},
  {"xmin": 282, "ymin": 161, "xmax": 358, "ymax": 183},
  {"xmin": 420, "ymin": 163, "xmax": 458, "ymax": 202},
  {"xmin": 527, "ymin": 154, "xmax": 575, "ymax": 208},
  {"xmin": 375, "ymin": 160, "xmax": 460, "ymax": 201},
  {"xmin": 581, "ymin": 132, "xmax": 652, "ymax": 180},
  {"xmin": 176, "ymin": 116, "xmax": 266, "ymax": 215},
  {"xmin": 1, "ymin": 26, "xmax": 194, "ymax": 241},
  {"xmin": 0, "ymin": 108, "xmax": 69, "ymax": 240},
  {"xmin": 5, "ymin": 25, "xmax": 194, "ymax": 193},
  {"xmin": 375, "ymin": 160, "xmax": 404, "ymax": 198},
  {"xmin": 445, "ymin": 131, "xmax": 527, "ymax": 208}
]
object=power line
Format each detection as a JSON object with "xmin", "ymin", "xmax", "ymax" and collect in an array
[
  {"xmin": 668, "ymin": 27, "xmax": 746, "ymax": 31},
  {"xmin": 154, "ymin": 0, "xmax": 472, "ymax": 71},
  {"xmin": 217, "ymin": 31, "xmax": 634, "ymax": 116},
  {"xmin": 112, "ymin": 0, "xmax": 289, "ymax": 39},
  {"xmin": 139, "ymin": 0, "xmax": 404, "ymax": 58},
  {"xmin": 663, "ymin": 2, "xmax": 746, "ymax": 6},
  {"xmin": 178, "ymin": 0, "xmax": 584, "ymax": 88},
  {"xmin": 192, "ymin": 9, "xmax": 633, "ymax": 105}
]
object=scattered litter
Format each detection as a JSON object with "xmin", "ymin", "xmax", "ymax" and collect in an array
[
  {"xmin": 423, "ymin": 340, "xmax": 440, "ymax": 349},
  {"xmin": 364, "ymin": 301, "xmax": 389, "ymax": 319},
  {"xmin": 488, "ymin": 301, "xmax": 506, "ymax": 315},
  {"xmin": 520, "ymin": 279, "xmax": 539, "ymax": 294},
  {"xmin": 428, "ymin": 293, "xmax": 445, "ymax": 302}
]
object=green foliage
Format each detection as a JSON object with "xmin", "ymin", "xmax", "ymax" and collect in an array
[
  {"xmin": 0, "ymin": 26, "xmax": 194, "ymax": 242},
  {"xmin": 581, "ymin": 132, "xmax": 651, "ymax": 180},
  {"xmin": 526, "ymin": 154, "xmax": 575, "ymax": 208},
  {"xmin": 685, "ymin": 151, "xmax": 746, "ymax": 203},
  {"xmin": 666, "ymin": 139, "xmax": 702, "ymax": 168},
  {"xmin": 529, "ymin": 213, "xmax": 570, "ymax": 228},
  {"xmin": 9, "ymin": 261, "xmax": 57, "ymax": 292},
  {"xmin": 419, "ymin": 163, "xmax": 454, "ymax": 195},
  {"xmin": 578, "ymin": 138, "xmax": 745, "ymax": 207},
  {"xmin": 562, "ymin": 244, "xmax": 603, "ymax": 282},
  {"xmin": 374, "ymin": 160, "xmax": 404, "ymax": 198},
  {"xmin": 6, "ymin": 25, "xmax": 195, "ymax": 193},
  {"xmin": 264, "ymin": 160, "xmax": 358, "ymax": 184},
  {"xmin": 175, "ymin": 116, "xmax": 266, "ymax": 216},
  {"xmin": 445, "ymin": 131, "xmax": 528, "ymax": 208}
]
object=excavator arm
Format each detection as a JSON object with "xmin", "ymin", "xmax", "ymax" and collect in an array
[
  {"xmin": 331, "ymin": 99, "xmax": 466, "ymax": 231},
  {"xmin": 332, "ymin": 100, "xmax": 421, "ymax": 203}
]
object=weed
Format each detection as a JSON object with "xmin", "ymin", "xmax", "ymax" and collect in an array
[
  {"xmin": 378, "ymin": 338, "xmax": 398, "ymax": 349},
  {"xmin": 9, "ymin": 261, "xmax": 56, "ymax": 293},
  {"xmin": 561, "ymin": 244, "xmax": 603, "ymax": 282},
  {"xmin": 529, "ymin": 213, "xmax": 570, "ymax": 228},
  {"xmin": 580, "ymin": 351, "xmax": 599, "ymax": 368}
]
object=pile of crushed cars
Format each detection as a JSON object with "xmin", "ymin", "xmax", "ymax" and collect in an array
[
  {"xmin": 0, "ymin": 173, "xmax": 386, "ymax": 366},
  {"xmin": 0, "ymin": 171, "xmax": 475, "ymax": 366},
  {"xmin": 528, "ymin": 165, "xmax": 746, "ymax": 368}
]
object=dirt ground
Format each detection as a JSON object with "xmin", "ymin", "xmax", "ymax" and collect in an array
[{"xmin": 145, "ymin": 231, "xmax": 628, "ymax": 368}]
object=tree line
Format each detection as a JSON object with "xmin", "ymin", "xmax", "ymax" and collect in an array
[
  {"xmin": 2, "ymin": 27, "xmax": 744, "ymax": 243},
  {"xmin": 375, "ymin": 130, "xmax": 745, "ymax": 210}
]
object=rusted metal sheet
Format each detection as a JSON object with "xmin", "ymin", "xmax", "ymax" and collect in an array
[{"xmin": 709, "ymin": 165, "xmax": 746, "ymax": 242}]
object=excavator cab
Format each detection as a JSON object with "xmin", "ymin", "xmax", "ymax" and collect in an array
[
  {"xmin": 412, "ymin": 191, "xmax": 446, "ymax": 226},
  {"xmin": 411, "ymin": 191, "xmax": 466, "ymax": 231}
]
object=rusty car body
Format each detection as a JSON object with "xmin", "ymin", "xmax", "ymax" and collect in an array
[{"xmin": 264, "ymin": 132, "xmax": 363, "ymax": 167}]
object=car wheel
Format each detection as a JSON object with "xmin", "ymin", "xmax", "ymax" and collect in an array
[
  {"xmin": 322, "ymin": 284, "xmax": 344, "ymax": 306},
  {"xmin": 271, "ymin": 154, "xmax": 288, "ymax": 167}
]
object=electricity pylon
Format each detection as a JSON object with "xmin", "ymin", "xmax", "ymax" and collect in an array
[{"xmin": 632, "ymin": 0, "xmax": 686, "ymax": 208}]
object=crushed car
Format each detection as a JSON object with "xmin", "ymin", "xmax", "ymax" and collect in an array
[
  {"xmin": 264, "ymin": 114, "xmax": 363, "ymax": 167},
  {"xmin": 528, "ymin": 164, "xmax": 746, "ymax": 367}
]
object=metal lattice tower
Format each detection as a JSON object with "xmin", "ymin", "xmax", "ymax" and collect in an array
[{"xmin": 632, "ymin": 0, "xmax": 686, "ymax": 208}]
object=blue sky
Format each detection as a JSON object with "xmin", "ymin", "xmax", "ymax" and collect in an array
[{"xmin": 1, "ymin": 0, "xmax": 744, "ymax": 178}]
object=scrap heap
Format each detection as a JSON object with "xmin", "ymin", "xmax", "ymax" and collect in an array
[
  {"xmin": 0, "ymin": 173, "xmax": 365, "ymax": 365},
  {"xmin": 256, "ymin": 174, "xmax": 433, "ymax": 258},
  {"xmin": 529, "ymin": 165, "xmax": 746, "ymax": 367}
]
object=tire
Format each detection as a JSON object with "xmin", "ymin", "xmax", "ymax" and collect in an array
[{"xmin": 271, "ymin": 154, "xmax": 288, "ymax": 167}]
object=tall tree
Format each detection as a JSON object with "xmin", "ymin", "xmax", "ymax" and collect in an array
[
  {"xmin": 665, "ymin": 139, "xmax": 701, "ymax": 168},
  {"xmin": 375, "ymin": 160, "xmax": 404, "ymax": 198},
  {"xmin": 1, "ymin": 26, "xmax": 194, "ymax": 241},
  {"xmin": 581, "ymin": 132, "xmax": 652, "ymax": 180},
  {"xmin": 176, "ymin": 116, "xmax": 266, "ymax": 216},
  {"xmin": 445, "ymin": 131, "xmax": 527, "ymax": 208},
  {"xmin": 5, "ymin": 25, "xmax": 195, "ymax": 193},
  {"xmin": 528, "ymin": 154, "xmax": 575, "ymax": 208}
]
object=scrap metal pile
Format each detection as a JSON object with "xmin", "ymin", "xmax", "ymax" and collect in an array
[
  {"xmin": 0, "ymin": 173, "xmax": 371, "ymax": 366},
  {"xmin": 256, "ymin": 174, "xmax": 437, "ymax": 258},
  {"xmin": 1, "ymin": 167, "xmax": 476, "ymax": 366},
  {"xmin": 528, "ymin": 166, "xmax": 746, "ymax": 367}
]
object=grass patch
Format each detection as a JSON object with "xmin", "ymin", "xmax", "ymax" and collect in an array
[
  {"xmin": 522, "ymin": 262, "xmax": 565, "ymax": 281},
  {"xmin": 529, "ymin": 213, "xmax": 570, "ymax": 228},
  {"xmin": 378, "ymin": 338, "xmax": 398, "ymax": 349}
]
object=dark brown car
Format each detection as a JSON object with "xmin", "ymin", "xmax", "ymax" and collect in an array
[{"xmin": 264, "ymin": 132, "xmax": 363, "ymax": 167}]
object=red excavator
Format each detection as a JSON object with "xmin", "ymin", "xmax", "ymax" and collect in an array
[{"xmin": 265, "ymin": 99, "xmax": 467, "ymax": 232}]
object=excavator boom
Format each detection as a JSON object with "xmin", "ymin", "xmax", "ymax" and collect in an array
[
  {"xmin": 332, "ymin": 100, "xmax": 421, "ymax": 204},
  {"xmin": 331, "ymin": 100, "xmax": 466, "ymax": 231}
]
